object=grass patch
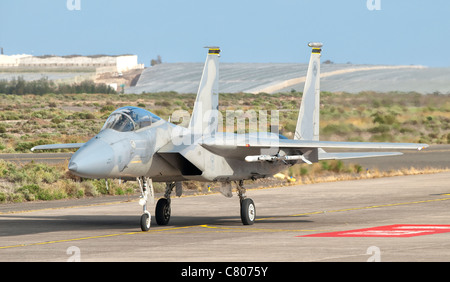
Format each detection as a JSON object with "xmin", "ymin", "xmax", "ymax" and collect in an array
[{"xmin": 0, "ymin": 160, "xmax": 138, "ymax": 203}]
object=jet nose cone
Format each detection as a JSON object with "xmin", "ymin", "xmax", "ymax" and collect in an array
[
  {"xmin": 68, "ymin": 139, "xmax": 115, "ymax": 178},
  {"xmin": 68, "ymin": 162, "xmax": 78, "ymax": 172}
]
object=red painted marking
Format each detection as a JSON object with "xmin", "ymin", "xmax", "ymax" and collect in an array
[{"xmin": 299, "ymin": 225, "xmax": 450, "ymax": 238}]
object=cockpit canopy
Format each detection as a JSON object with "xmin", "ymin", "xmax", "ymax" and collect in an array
[{"xmin": 101, "ymin": 106, "xmax": 161, "ymax": 132}]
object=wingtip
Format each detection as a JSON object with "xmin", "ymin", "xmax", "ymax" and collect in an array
[{"xmin": 418, "ymin": 144, "xmax": 429, "ymax": 151}]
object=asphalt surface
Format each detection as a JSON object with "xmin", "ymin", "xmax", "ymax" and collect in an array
[
  {"xmin": 1, "ymin": 171, "xmax": 450, "ymax": 262},
  {"xmin": 0, "ymin": 144, "xmax": 449, "ymax": 264}
]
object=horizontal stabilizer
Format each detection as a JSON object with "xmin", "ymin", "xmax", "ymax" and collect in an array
[
  {"xmin": 31, "ymin": 143, "xmax": 85, "ymax": 151},
  {"xmin": 319, "ymin": 151, "xmax": 403, "ymax": 160}
]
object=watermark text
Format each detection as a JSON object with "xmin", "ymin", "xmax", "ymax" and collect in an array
[
  {"xmin": 366, "ymin": 246, "xmax": 381, "ymax": 262},
  {"xmin": 67, "ymin": 0, "xmax": 81, "ymax": 11},
  {"xmin": 67, "ymin": 246, "xmax": 81, "ymax": 262},
  {"xmin": 367, "ymin": 0, "xmax": 381, "ymax": 11}
]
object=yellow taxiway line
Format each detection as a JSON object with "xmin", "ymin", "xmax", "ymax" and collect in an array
[{"xmin": 2, "ymin": 196, "xmax": 450, "ymax": 250}]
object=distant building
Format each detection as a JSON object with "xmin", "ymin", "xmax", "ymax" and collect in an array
[
  {"xmin": 0, "ymin": 54, "xmax": 31, "ymax": 67},
  {"xmin": 0, "ymin": 54, "xmax": 144, "ymax": 73}
]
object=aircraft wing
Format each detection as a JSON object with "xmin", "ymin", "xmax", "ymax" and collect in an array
[
  {"xmin": 200, "ymin": 136, "xmax": 427, "ymax": 162},
  {"xmin": 31, "ymin": 143, "xmax": 85, "ymax": 151}
]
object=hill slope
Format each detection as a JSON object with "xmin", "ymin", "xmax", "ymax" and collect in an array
[{"xmin": 126, "ymin": 63, "xmax": 450, "ymax": 94}]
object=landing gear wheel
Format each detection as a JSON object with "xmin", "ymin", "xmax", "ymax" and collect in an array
[
  {"xmin": 155, "ymin": 198, "xmax": 171, "ymax": 225},
  {"xmin": 140, "ymin": 212, "xmax": 151, "ymax": 231},
  {"xmin": 240, "ymin": 198, "xmax": 256, "ymax": 225}
]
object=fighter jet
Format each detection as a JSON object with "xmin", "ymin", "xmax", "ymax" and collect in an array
[{"xmin": 32, "ymin": 44, "xmax": 428, "ymax": 231}]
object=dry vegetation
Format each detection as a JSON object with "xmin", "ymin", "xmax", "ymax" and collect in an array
[{"xmin": 0, "ymin": 90, "xmax": 449, "ymax": 203}]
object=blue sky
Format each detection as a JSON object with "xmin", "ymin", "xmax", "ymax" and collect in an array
[{"xmin": 1, "ymin": 0, "xmax": 450, "ymax": 67}]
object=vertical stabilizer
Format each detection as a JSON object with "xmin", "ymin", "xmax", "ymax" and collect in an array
[
  {"xmin": 188, "ymin": 47, "xmax": 220, "ymax": 136},
  {"xmin": 294, "ymin": 42, "xmax": 322, "ymax": 141}
]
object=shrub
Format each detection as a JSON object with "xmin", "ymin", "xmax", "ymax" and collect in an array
[
  {"xmin": 331, "ymin": 160, "xmax": 345, "ymax": 173},
  {"xmin": 81, "ymin": 181, "xmax": 99, "ymax": 197},
  {"xmin": 371, "ymin": 112, "xmax": 397, "ymax": 125},
  {"xmin": 100, "ymin": 105, "xmax": 115, "ymax": 113},
  {"xmin": 16, "ymin": 184, "xmax": 54, "ymax": 201},
  {"xmin": 0, "ymin": 77, "xmax": 116, "ymax": 95},
  {"xmin": 321, "ymin": 161, "xmax": 330, "ymax": 171},
  {"xmin": 0, "ymin": 192, "xmax": 6, "ymax": 203},
  {"xmin": 353, "ymin": 164, "xmax": 363, "ymax": 173},
  {"xmin": 368, "ymin": 124, "xmax": 390, "ymax": 134},
  {"xmin": 15, "ymin": 142, "xmax": 35, "ymax": 152},
  {"xmin": 322, "ymin": 124, "xmax": 354, "ymax": 136},
  {"xmin": 300, "ymin": 166, "xmax": 309, "ymax": 176}
]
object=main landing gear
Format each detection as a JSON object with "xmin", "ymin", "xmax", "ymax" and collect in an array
[
  {"xmin": 137, "ymin": 178, "xmax": 255, "ymax": 231},
  {"xmin": 155, "ymin": 182, "xmax": 178, "ymax": 226},
  {"xmin": 237, "ymin": 180, "xmax": 256, "ymax": 225}
]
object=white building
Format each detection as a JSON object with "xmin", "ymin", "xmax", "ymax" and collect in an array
[
  {"xmin": 0, "ymin": 54, "xmax": 144, "ymax": 73},
  {"xmin": 0, "ymin": 54, "xmax": 32, "ymax": 67}
]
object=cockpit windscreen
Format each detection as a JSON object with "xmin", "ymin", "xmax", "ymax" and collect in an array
[{"xmin": 101, "ymin": 107, "xmax": 160, "ymax": 132}]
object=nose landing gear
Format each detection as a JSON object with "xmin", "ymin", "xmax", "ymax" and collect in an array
[
  {"xmin": 138, "ymin": 177, "xmax": 154, "ymax": 231},
  {"xmin": 138, "ymin": 180, "xmax": 179, "ymax": 230}
]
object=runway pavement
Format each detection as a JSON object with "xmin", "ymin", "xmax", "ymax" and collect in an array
[
  {"xmin": 338, "ymin": 144, "xmax": 450, "ymax": 171},
  {"xmin": 1, "ymin": 171, "xmax": 450, "ymax": 262},
  {"xmin": 0, "ymin": 153, "xmax": 72, "ymax": 165}
]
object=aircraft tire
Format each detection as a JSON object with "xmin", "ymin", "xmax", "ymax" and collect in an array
[
  {"xmin": 140, "ymin": 213, "xmax": 151, "ymax": 231},
  {"xmin": 240, "ymin": 198, "xmax": 256, "ymax": 225},
  {"xmin": 155, "ymin": 198, "xmax": 171, "ymax": 225}
]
